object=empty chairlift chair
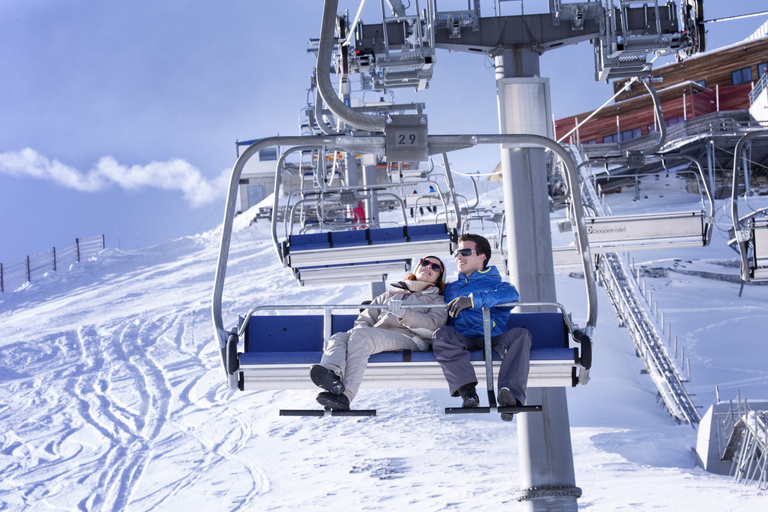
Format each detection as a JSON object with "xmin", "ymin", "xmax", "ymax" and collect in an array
[
  {"xmin": 552, "ymin": 155, "xmax": 714, "ymax": 268},
  {"xmin": 284, "ymin": 223, "xmax": 457, "ymax": 285}
]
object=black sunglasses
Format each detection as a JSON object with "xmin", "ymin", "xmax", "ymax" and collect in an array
[
  {"xmin": 455, "ymin": 248, "xmax": 477, "ymax": 257},
  {"xmin": 419, "ymin": 259, "xmax": 443, "ymax": 272}
]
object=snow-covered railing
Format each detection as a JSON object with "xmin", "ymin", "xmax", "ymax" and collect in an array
[
  {"xmin": 0, "ymin": 235, "xmax": 104, "ymax": 293},
  {"xmin": 597, "ymin": 251, "xmax": 700, "ymax": 424},
  {"xmin": 731, "ymin": 410, "xmax": 768, "ymax": 489},
  {"xmin": 720, "ymin": 394, "xmax": 768, "ymax": 490}
]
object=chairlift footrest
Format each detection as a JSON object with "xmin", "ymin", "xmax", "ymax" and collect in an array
[
  {"xmin": 445, "ymin": 407, "xmax": 492, "ymax": 415},
  {"xmin": 444, "ymin": 405, "xmax": 542, "ymax": 415},
  {"xmin": 497, "ymin": 405, "xmax": 543, "ymax": 413},
  {"xmin": 279, "ymin": 409, "xmax": 377, "ymax": 417}
]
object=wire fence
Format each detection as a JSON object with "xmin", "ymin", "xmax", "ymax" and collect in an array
[{"xmin": 0, "ymin": 235, "xmax": 105, "ymax": 293}]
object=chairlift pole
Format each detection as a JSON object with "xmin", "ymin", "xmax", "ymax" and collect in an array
[{"xmin": 495, "ymin": 47, "xmax": 581, "ymax": 511}]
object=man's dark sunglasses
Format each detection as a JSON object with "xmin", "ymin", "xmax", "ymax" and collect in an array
[
  {"xmin": 455, "ymin": 248, "xmax": 477, "ymax": 257},
  {"xmin": 419, "ymin": 259, "xmax": 443, "ymax": 272}
]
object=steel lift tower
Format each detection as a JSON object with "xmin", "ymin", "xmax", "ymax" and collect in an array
[{"xmin": 331, "ymin": 0, "xmax": 704, "ymax": 509}]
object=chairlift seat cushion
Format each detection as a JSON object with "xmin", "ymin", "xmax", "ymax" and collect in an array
[
  {"xmin": 369, "ymin": 227, "xmax": 407, "ymax": 245},
  {"xmin": 288, "ymin": 232, "xmax": 331, "ymax": 251},
  {"xmin": 406, "ymin": 224, "xmax": 449, "ymax": 241},
  {"xmin": 242, "ymin": 311, "xmax": 571, "ymax": 365},
  {"xmin": 331, "ymin": 230, "xmax": 369, "ymax": 247},
  {"xmin": 244, "ymin": 315, "xmax": 324, "ymax": 352}
]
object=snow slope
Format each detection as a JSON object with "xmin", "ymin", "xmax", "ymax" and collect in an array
[{"xmin": 1, "ymin": 175, "xmax": 767, "ymax": 511}]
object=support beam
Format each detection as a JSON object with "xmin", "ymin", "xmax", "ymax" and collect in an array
[{"xmin": 495, "ymin": 47, "xmax": 581, "ymax": 511}]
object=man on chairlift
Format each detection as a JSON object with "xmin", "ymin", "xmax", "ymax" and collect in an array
[{"xmin": 432, "ymin": 234, "xmax": 531, "ymax": 421}]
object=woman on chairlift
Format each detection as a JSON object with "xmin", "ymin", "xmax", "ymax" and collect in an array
[{"xmin": 310, "ymin": 256, "xmax": 448, "ymax": 410}]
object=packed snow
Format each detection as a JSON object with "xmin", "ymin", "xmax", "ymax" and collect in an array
[{"xmin": 1, "ymin": 175, "xmax": 767, "ymax": 511}]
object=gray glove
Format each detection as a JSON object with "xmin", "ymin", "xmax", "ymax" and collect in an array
[
  {"xmin": 447, "ymin": 296, "xmax": 473, "ymax": 318},
  {"xmin": 387, "ymin": 299, "xmax": 405, "ymax": 317}
]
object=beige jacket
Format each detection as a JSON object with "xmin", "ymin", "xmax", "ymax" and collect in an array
[{"xmin": 353, "ymin": 280, "xmax": 448, "ymax": 349}]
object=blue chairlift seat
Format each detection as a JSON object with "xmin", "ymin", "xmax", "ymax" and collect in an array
[
  {"xmin": 237, "ymin": 311, "xmax": 581, "ymax": 390},
  {"xmin": 284, "ymin": 223, "xmax": 455, "ymax": 285},
  {"xmin": 294, "ymin": 259, "xmax": 410, "ymax": 286}
]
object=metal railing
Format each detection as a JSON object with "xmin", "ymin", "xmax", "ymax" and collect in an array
[
  {"xmin": 0, "ymin": 235, "xmax": 105, "ymax": 293},
  {"xmin": 719, "ymin": 393, "xmax": 768, "ymax": 490},
  {"xmin": 731, "ymin": 409, "xmax": 768, "ymax": 489},
  {"xmin": 597, "ymin": 251, "xmax": 700, "ymax": 424},
  {"xmin": 749, "ymin": 72, "xmax": 768, "ymax": 105},
  {"xmin": 579, "ymin": 110, "xmax": 768, "ymax": 159}
]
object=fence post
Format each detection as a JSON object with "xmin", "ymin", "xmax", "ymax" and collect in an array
[
  {"xmin": 52, "ymin": 247, "xmax": 57, "ymax": 272},
  {"xmin": 25, "ymin": 256, "xmax": 31, "ymax": 283},
  {"xmin": 1, "ymin": 263, "xmax": 3, "ymax": 292},
  {"xmin": 101, "ymin": 234, "xmax": 105, "ymax": 250},
  {"xmin": 76, "ymin": 238, "xmax": 81, "ymax": 263}
]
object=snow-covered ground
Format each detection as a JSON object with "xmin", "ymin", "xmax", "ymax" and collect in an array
[{"xmin": 1, "ymin": 174, "xmax": 767, "ymax": 510}]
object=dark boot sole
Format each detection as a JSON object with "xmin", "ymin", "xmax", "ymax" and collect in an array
[
  {"xmin": 316, "ymin": 392, "xmax": 350, "ymax": 411},
  {"xmin": 462, "ymin": 397, "xmax": 479, "ymax": 408},
  {"xmin": 310, "ymin": 365, "xmax": 345, "ymax": 395},
  {"xmin": 498, "ymin": 388, "xmax": 519, "ymax": 422}
]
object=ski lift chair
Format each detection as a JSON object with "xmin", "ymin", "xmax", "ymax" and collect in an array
[
  {"xmin": 226, "ymin": 301, "xmax": 590, "ymax": 416},
  {"xmin": 552, "ymin": 155, "xmax": 714, "ymax": 267},
  {"xmin": 274, "ymin": 148, "xmax": 461, "ymax": 286},
  {"xmin": 213, "ymin": 133, "xmax": 598, "ymax": 409}
]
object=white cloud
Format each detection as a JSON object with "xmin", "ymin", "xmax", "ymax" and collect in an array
[{"xmin": 0, "ymin": 148, "xmax": 229, "ymax": 207}]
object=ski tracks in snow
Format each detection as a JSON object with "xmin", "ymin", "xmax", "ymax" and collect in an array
[{"xmin": 0, "ymin": 306, "xmax": 268, "ymax": 511}]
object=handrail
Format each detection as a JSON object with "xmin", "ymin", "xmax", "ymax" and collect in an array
[
  {"xmin": 738, "ymin": 205, "xmax": 768, "ymax": 224},
  {"xmin": 237, "ymin": 300, "xmax": 575, "ymax": 339},
  {"xmin": 749, "ymin": 72, "xmax": 768, "ymax": 104}
]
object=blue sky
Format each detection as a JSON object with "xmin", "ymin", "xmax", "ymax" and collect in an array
[{"xmin": 1, "ymin": 0, "xmax": 766, "ymax": 263}]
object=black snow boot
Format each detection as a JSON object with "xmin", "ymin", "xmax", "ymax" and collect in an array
[
  {"xmin": 498, "ymin": 387, "xmax": 521, "ymax": 422},
  {"xmin": 316, "ymin": 391, "xmax": 350, "ymax": 411},
  {"xmin": 310, "ymin": 365, "xmax": 345, "ymax": 395},
  {"xmin": 458, "ymin": 383, "xmax": 479, "ymax": 408}
]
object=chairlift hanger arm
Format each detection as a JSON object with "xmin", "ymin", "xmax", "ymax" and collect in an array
[
  {"xmin": 318, "ymin": 0, "xmax": 386, "ymax": 133},
  {"xmin": 642, "ymin": 79, "xmax": 667, "ymax": 155},
  {"xmin": 730, "ymin": 130, "xmax": 768, "ymax": 282},
  {"xmin": 214, "ymin": 135, "xmax": 341, "ymax": 387},
  {"xmin": 271, "ymin": 145, "xmax": 328, "ymax": 264}
]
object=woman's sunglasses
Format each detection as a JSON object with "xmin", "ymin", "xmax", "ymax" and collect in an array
[{"xmin": 419, "ymin": 259, "xmax": 443, "ymax": 272}]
